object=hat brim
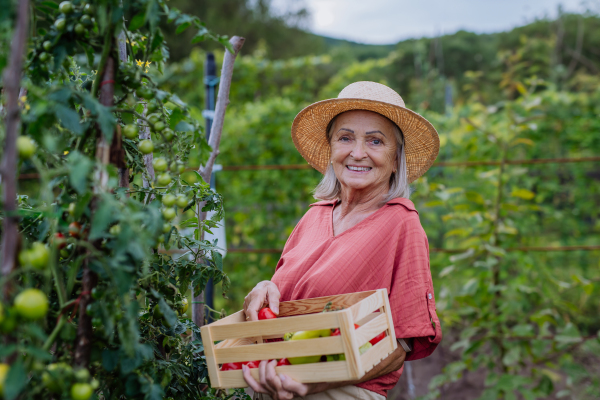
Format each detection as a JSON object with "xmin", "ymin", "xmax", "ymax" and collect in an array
[{"xmin": 291, "ymin": 98, "xmax": 440, "ymax": 183}]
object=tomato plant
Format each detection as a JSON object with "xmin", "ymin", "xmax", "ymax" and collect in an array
[{"xmin": 0, "ymin": 1, "xmax": 247, "ymax": 399}]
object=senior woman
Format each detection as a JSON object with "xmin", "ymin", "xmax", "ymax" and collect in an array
[{"xmin": 242, "ymin": 82, "xmax": 442, "ymax": 399}]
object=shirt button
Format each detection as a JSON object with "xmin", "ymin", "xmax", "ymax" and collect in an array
[{"xmin": 428, "ymin": 293, "xmax": 432, "ymax": 300}]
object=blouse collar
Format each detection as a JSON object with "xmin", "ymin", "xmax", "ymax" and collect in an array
[{"xmin": 310, "ymin": 197, "xmax": 416, "ymax": 212}]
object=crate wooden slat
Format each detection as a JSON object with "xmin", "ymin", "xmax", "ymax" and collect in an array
[
  {"xmin": 215, "ymin": 336, "xmax": 345, "ymax": 363},
  {"xmin": 219, "ymin": 362, "xmax": 349, "ymax": 387},
  {"xmin": 201, "ymin": 289, "xmax": 397, "ymax": 389}
]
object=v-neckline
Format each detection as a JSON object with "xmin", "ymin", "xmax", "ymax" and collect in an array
[{"xmin": 329, "ymin": 200, "xmax": 389, "ymax": 239}]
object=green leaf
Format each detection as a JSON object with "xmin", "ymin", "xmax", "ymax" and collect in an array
[
  {"xmin": 218, "ymin": 36, "xmax": 234, "ymax": 53},
  {"xmin": 175, "ymin": 120, "xmax": 194, "ymax": 132},
  {"xmin": 54, "ymin": 104, "xmax": 83, "ymax": 135},
  {"xmin": 502, "ymin": 346, "xmax": 521, "ymax": 366},
  {"xmin": 67, "ymin": 151, "xmax": 94, "ymax": 194},
  {"xmin": 97, "ymin": 104, "xmax": 116, "ymax": 141},
  {"xmin": 175, "ymin": 21, "xmax": 191, "ymax": 34},
  {"xmin": 129, "ymin": 13, "xmax": 146, "ymax": 30},
  {"xmin": 89, "ymin": 195, "xmax": 115, "ymax": 240},
  {"xmin": 511, "ymin": 188, "xmax": 535, "ymax": 200},
  {"xmin": 4, "ymin": 359, "xmax": 27, "ymax": 400},
  {"xmin": 169, "ymin": 108, "xmax": 185, "ymax": 130},
  {"xmin": 460, "ymin": 278, "xmax": 479, "ymax": 296},
  {"xmin": 158, "ymin": 298, "xmax": 178, "ymax": 327}
]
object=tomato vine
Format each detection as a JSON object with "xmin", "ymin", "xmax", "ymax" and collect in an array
[{"xmin": 0, "ymin": 0, "xmax": 246, "ymax": 399}]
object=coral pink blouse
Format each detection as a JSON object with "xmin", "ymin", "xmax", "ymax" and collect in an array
[{"xmin": 271, "ymin": 197, "xmax": 442, "ymax": 397}]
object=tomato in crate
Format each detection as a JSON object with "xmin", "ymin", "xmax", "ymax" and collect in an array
[{"xmin": 201, "ymin": 289, "xmax": 397, "ymax": 389}]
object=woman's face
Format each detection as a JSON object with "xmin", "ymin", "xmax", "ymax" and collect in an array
[{"xmin": 329, "ymin": 110, "xmax": 398, "ymax": 195}]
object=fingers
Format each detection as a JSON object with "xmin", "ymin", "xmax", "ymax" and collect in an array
[
  {"xmin": 245, "ymin": 295, "xmax": 263, "ymax": 321},
  {"xmin": 266, "ymin": 283, "xmax": 281, "ymax": 315},
  {"xmin": 280, "ymin": 374, "xmax": 309, "ymax": 397},
  {"xmin": 260, "ymin": 360, "xmax": 294, "ymax": 400},
  {"xmin": 242, "ymin": 364, "xmax": 267, "ymax": 394}
]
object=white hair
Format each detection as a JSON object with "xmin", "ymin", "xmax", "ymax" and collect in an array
[{"xmin": 313, "ymin": 113, "xmax": 411, "ymax": 202}]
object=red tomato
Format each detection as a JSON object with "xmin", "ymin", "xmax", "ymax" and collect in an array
[
  {"xmin": 276, "ymin": 358, "xmax": 291, "ymax": 366},
  {"xmin": 53, "ymin": 232, "xmax": 67, "ymax": 249},
  {"xmin": 265, "ymin": 338, "xmax": 283, "ymax": 343},
  {"xmin": 369, "ymin": 332, "xmax": 386, "ymax": 345},
  {"xmin": 220, "ymin": 363, "xmax": 242, "ymax": 371},
  {"xmin": 241, "ymin": 361, "xmax": 260, "ymax": 368},
  {"xmin": 69, "ymin": 222, "xmax": 81, "ymax": 238},
  {"xmin": 258, "ymin": 307, "xmax": 277, "ymax": 320},
  {"xmin": 331, "ymin": 324, "xmax": 360, "ymax": 336}
]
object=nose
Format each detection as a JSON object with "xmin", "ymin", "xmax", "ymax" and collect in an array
[{"xmin": 350, "ymin": 140, "xmax": 367, "ymax": 160}]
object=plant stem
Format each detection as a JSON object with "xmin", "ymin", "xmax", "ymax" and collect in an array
[
  {"xmin": 43, "ymin": 316, "xmax": 66, "ymax": 351},
  {"xmin": 91, "ymin": 24, "xmax": 115, "ymax": 99}
]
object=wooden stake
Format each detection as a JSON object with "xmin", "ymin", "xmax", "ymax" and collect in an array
[
  {"xmin": 192, "ymin": 36, "xmax": 245, "ymax": 332},
  {"xmin": 0, "ymin": 0, "xmax": 29, "ymax": 298}
]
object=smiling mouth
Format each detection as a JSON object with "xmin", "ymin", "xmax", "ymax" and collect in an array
[{"xmin": 346, "ymin": 165, "xmax": 372, "ymax": 172}]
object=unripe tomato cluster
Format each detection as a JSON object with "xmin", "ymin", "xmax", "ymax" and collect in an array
[
  {"xmin": 0, "ymin": 288, "xmax": 49, "ymax": 334},
  {"xmin": 39, "ymin": 362, "xmax": 98, "ymax": 400}
]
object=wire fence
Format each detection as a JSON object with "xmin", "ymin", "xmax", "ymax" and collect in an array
[{"xmin": 19, "ymin": 155, "xmax": 599, "ymax": 254}]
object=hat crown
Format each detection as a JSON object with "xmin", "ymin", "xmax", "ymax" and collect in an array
[{"xmin": 338, "ymin": 81, "xmax": 406, "ymax": 108}]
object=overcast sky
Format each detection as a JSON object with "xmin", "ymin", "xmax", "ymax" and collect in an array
[{"xmin": 274, "ymin": 0, "xmax": 596, "ymax": 44}]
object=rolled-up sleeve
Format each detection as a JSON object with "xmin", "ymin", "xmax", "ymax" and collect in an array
[{"xmin": 389, "ymin": 212, "xmax": 442, "ymax": 361}]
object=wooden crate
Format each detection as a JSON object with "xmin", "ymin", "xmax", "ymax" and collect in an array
[{"xmin": 200, "ymin": 289, "xmax": 397, "ymax": 389}]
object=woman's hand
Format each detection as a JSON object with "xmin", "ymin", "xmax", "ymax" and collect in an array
[
  {"xmin": 243, "ymin": 280, "xmax": 280, "ymax": 321},
  {"xmin": 242, "ymin": 360, "xmax": 312, "ymax": 399}
]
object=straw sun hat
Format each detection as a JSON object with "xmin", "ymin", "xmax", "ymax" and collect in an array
[{"xmin": 291, "ymin": 81, "xmax": 440, "ymax": 183}]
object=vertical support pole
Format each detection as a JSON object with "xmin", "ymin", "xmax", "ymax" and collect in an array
[
  {"xmin": 204, "ymin": 52, "xmax": 217, "ymax": 323},
  {"xmin": 1, "ymin": 0, "xmax": 29, "ymax": 299}
]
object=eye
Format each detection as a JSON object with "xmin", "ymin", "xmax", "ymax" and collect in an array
[
  {"xmin": 371, "ymin": 139, "xmax": 382, "ymax": 145},
  {"xmin": 339, "ymin": 136, "xmax": 350, "ymax": 142}
]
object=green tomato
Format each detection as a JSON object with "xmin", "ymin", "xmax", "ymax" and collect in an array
[
  {"xmin": 68, "ymin": 202, "xmax": 76, "ymax": 215},
  {"xmin": 152, "ymin": 157, "xmax": 168, "ymax": 172},
  {"xmin": 175, "ymin": 194, "xmax": 189, "ymax": 209},
  {"xmin": 328, "ymin": 342, "xmax": 372, "ymax": 362},
  {"xmin": 163, "ymin": 129, "xmax": 175, "ymax": 141},
  {"xmin": 18, "ymin": 249, "xmax": 32, "ymax": 267},
  {"xmin": 43, "ymin": 40, "xmax": 52, "ymax": 51},
  {"xmin": 74, "ymin": 23, "xmax": 85, "ymax": 35},
  {"xmin": 74, "ymin": 368, "xmax": 90, "ymax": 382},
  {"xmin": 122, "ymin": 124, "xmax": 138, "ymax": 139},
  {"xmin": 157, "ymin": 235, "xmax": 165, "ymax": 243},
  {"xmin": 138, "ymin": 139, "xmax": 154, "ymax": 154},
  {"xmin": 162, "ymin": 194, "xmax": 176, "ymax": 207},
  {"xmin": 14, "ymin": 288, "xmax": 49, "ymax": 320},
  {"xmin": 71, "ymin": 383, "xmax": 93, "ymax": 400},
  {"xmin": 29, "ymin": 242, "xmax": 50, "ymax": 270},
  {"xmin": 109, "ymin": 224, "xmax": 121, "ymax": 235},
  {"xmin": 162, "ymin": 207, "xmax": 176, "ymax": 221},
  {"xmin": 39, "ymin": 52, "xmax": 49, "ymax": 62},
  {"xmin": 91, "ymin": 287, "xmax": 103, "ymax": 300},
  {"xmin": 83, "ymin": 4, "xmax": 94, "ymax": 15},
  {"xmin": 154, "ymin": 121, "xmax": 166, "ymax": 132},
  {"xmin": 136, "ymin": 87, "xmax": 155, "ymax": 100},
  {"xmin": 147, "ymin": 102, "xmax": 159, "ymax": 113},
  {"xmin": 162, "ymin": 223, "xmax": 171, "ymax": 234},
  {"xmin": 90, "ymin": 379, "xmax": 99, "ymax": 390},
  {"xmin": 147, "ymin": 114, "xmax": 160, "ymax": 125},
  {"xmin": 17, "ymin": 136, "xmax": 37, "ymax": 158},
  {"xmin": 80, "ymin": 15, "xmax": 92, "ymax": 26},
  {"xmin": 287, "ymin": 329, "xmax": 331, "ymax": 365},
  {"xmin": 54, "ymin": 18, "xmax": 67, "ymax": 31},
  {"xmin": 0, "ymin": 364, "xmax": 9, "ymax": 398},
  {"xmin": 59, "ymin": 1, "xmax": 74, "ymax": 14},
  {"xmin": 178, "ymin": 297, "xmax": 189, "ymax": 314},
  {"xmin": 157, "ymin": 173, "xmax": 172, "ymax": 186}
]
